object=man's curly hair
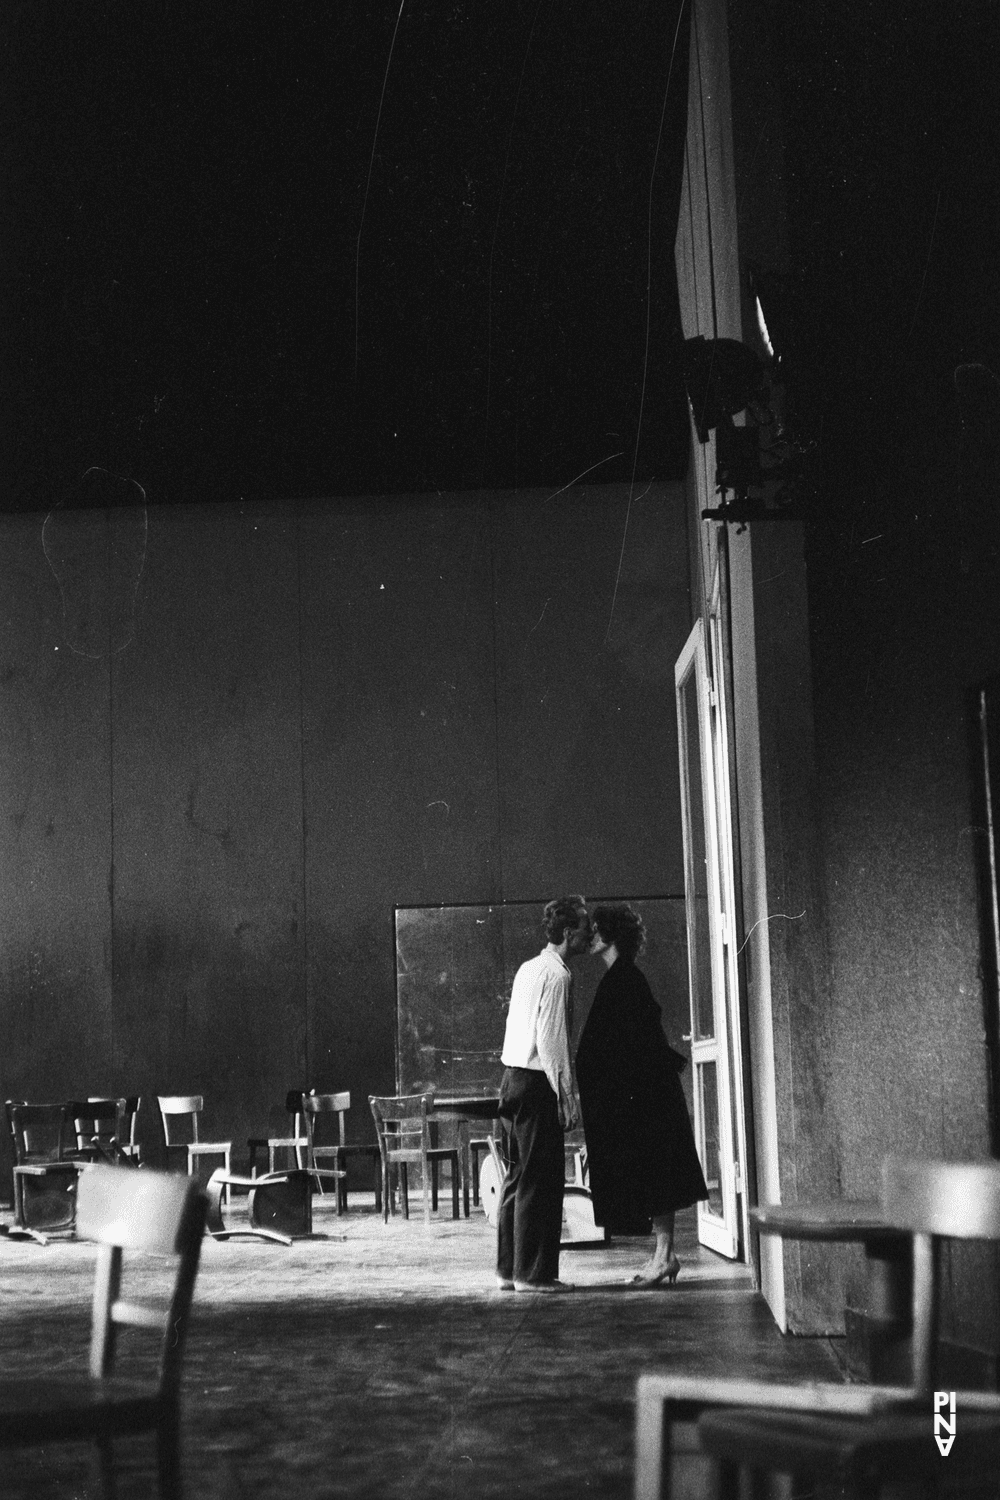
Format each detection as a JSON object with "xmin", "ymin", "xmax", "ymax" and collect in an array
[
  {"xmin": 592, "ymin": 902, "xmax": 645, "ymax": 961},
  {"xmin": 542, "ymin": 894, "xmax": 587, "ymax": 944}
]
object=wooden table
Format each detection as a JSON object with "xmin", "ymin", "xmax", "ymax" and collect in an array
[
  {"xmin": 431, "ymin": 1095, "xmax": 501, "ymax": 1219},
  {"xmin": 751, "ymin": 1200, "xmax": 912, "ymax": 1378}
]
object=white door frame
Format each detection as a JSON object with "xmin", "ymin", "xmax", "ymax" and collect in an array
[{"xmin": 675, "ymin": 616, "xmax": 746, "ymax": 1258}]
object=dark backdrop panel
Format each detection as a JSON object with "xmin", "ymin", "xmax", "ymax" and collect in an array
[
  {"xmin": 0, "ymin": 513, "xmax": 113, "ymax": 1122},
  {"xmin": 491, "ymin": 483, "xmax": 690, "ymax": 899},
  {"xmin": 396, "ymin": 904, "xmax": 508, "ymax": 1096},
  {"xmin": 396, "ymin": 897, "xmax": 690, "ymax": 1101},
  {"xmin": 0, "ymin": 485, "xmax": 690, "ymax": 1175},
  {"xmin": 300, "ymin": 496, "xmax": 500, "ymax": 1137},
  {"xmin": 111, "ymin": 503, "xmax": 306, "ymax": 1161}
]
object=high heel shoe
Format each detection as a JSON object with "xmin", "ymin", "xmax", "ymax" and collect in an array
[{"xmin": 631, "ymin": 1253, "xmax": 680, "ymax": 1288}]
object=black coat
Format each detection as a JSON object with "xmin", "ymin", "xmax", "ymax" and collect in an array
[{"xmin": 575, "ymin": 956, "xmax": 709, "ymax": 1234}]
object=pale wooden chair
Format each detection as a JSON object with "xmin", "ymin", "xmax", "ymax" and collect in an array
[
  {"xmin": 368, "ymin": 1093, "xmax": 460, "ymax": 1226},
  {"xmin": 635, "ymin": 1157, "xmax": 1000, "ymax": 1500},
  {"xmin": 157, "ymin": 1096, "xmax": 232, "ymax": 1199},
  {"xmin": 0, "ymin": 1164, "xmax": 207, "ymax": 1498},
  {"xmin": 694, "ymin": 1157, "xmax": 1000, "ymax": 1498}
]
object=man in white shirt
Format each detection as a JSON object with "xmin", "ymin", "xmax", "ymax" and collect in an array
[{"xmin": 496, "ymin": 894, "xmax": 591, "ymax": 1293}]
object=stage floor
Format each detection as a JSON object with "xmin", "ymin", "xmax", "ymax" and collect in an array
[{"xmin": 1, "ymin": 1191, "xmax": 846, "ymax": 1499}]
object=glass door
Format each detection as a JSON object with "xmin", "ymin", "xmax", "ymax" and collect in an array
[{"xmin": 675, "ymin": 618, "xmax": 741, "ymax": 1258}]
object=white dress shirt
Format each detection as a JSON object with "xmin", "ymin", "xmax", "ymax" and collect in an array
[{"xmin": 501, "ymin": 944, "xmax": 575, "ymax": 1122}]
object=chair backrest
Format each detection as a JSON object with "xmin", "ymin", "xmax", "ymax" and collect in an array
[
  {"xmin": 368, "ymin": 1094, "xmax": 433, "ymax": 1160},
  {"xmin": 882, "ymin": 1156, "xmax": 1000, "ymax": 1239},
  {"xmin": 6, "ymin": 1100, "xmax": 73, "ymax": 1163},
  {"xmin": 158, "ymin": 1095, "xmax": 203, "ymax": 1147},
  {"xmin": 75, "ymin": 1164, "xmax": 207, "ymax": 1392},
  {"xmin": 881, "ymin": 1156, "xmax": 1000, "ymax": 1393},
  {"xmin": 70, "ymin": 1098, "xmax": 123, "ymax": 1154},
  {"xmin": 303, "ymin": 1091, "xmax": 351, "ymax": 1149},
  {"xmin": 119, "ymin": 1095, "xmax": 141, "ymax": 1149},
  {"xmin": 284, "ymin": 1089, "xmax": 306, "ymax": 1130}
]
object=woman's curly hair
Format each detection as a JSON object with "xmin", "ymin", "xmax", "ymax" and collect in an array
[{"xmin": 591, "ymin": 902, "xmax": 645, "ymax": 962}]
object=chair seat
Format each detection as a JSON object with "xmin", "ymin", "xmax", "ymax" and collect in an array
[
  {"xmin": 698, "ymin": 1405, "xmax": 1000, "ymax": 1487},
  {"xmin": 0, "ymin": 1376, "xmax": 164, "ymax": 1442}
]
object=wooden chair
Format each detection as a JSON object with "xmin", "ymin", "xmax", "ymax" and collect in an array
[
  {"xmin": 5, "ymin": 1100, "xmax": 80, "ymax": 1244},
  {"xmin": 68, "ymin": 1098, "xmax": 138, "ymax": 1166},
  {"xmin": 634, "ymin": 1157, "xmax": 1000, "ymax": 1500},
  {"xmin": 693, "ymin": 1157, "xmax": 1000, "ymax": 1499},
  {"xmin": 118, "ymin": 1095, "xmax": 142, "ymax": 1163},
  {"xmin": 303, "ymin": 1089, "xmax": 382, "ymax": 1212},
  {"xmin": 0, "ymin": 1164, "xmax": 207, "ymax": 1499},
  {"xmin": 300, "ymin": 1091, "xmax": 350, "ymax": 1211},
  {"xmin": 368, "ymin": 1093, "xmax": 460, "ymax": 1226},
  {"xmin": 469, "ymin": 1119, "xmax": 503, "ymax": 1207},
  {"xmin": 247, "ymin": 1088, "xmax": 308, "ymax": 1177},
  {"xmin": 204, "ymin": 1166, "xmax": 314, "ymax": 1245},
  {"xmin": 157, "ymin": 1096, "xmax": 232, "ymax": 1197}
]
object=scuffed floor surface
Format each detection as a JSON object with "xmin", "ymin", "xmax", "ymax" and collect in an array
[{"xmin": 1, "ymin": 1194, "xmax": 847, "ymax": 1499}]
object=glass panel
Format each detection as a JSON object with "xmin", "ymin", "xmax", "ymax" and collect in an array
[
  {"xmin": 698, "ymin": 1059, "xmax": 724, "ymax": 1219},
  {"xmin": 682, "ymin": 673, "xmax": 715, "ymax": 1040}
]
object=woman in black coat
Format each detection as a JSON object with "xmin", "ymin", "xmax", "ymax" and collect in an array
[{"xmin": 575, "ymin": 903, "xmax": 708, "ymax": 1285}]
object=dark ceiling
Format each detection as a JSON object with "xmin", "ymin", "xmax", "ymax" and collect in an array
[{"xmin": 1, "ymin": 2, "xmax": 691, "ymax": 512}]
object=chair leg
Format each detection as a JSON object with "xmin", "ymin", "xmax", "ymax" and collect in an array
[
  {"xmin": 431, "ymin": 1158, "xmax": 439, "ymax": 1211},
  {"xmin": 633, "ymin": 1386, "xmax": 667, "ymax": 1500},
  {"xmin": 451, "ymin": 1155, "xmax": 459, "ymax": 1219},
  {"xmin": 382, "ymin": 1161, "xmax": 390, "ymax": 1223},
  {"xmin": 400, "ymin": 1163, "xmax": 409, "ymax": 1219},
  {"xmin": 96, "ymin": 1435, "xmax": 118, "ymax": 1500},
  {"xmin": 156, "ymin": 1410, "xmax": 182, "ymax": 1500},
  {"xmin": 715, "ymin": 1459, "xmax": 739, "ymax": 1500}
]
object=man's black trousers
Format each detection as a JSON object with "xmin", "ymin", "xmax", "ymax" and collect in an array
[{"xmin": 496, "ymin": 1066, "xmax": 565, "ymax": 1285}]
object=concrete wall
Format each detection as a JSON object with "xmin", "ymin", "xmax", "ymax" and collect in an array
[
  {"xmin": 705, "ymin": 0, "xmax": 1000, "ymax": 1364},
  {"xmin": 676, "ymin": 0, "xmax": 844, "ymax": 1332},
  {"xmin": 0, "ymin": 482, "xmax": 691, "ymax": 1173}
]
